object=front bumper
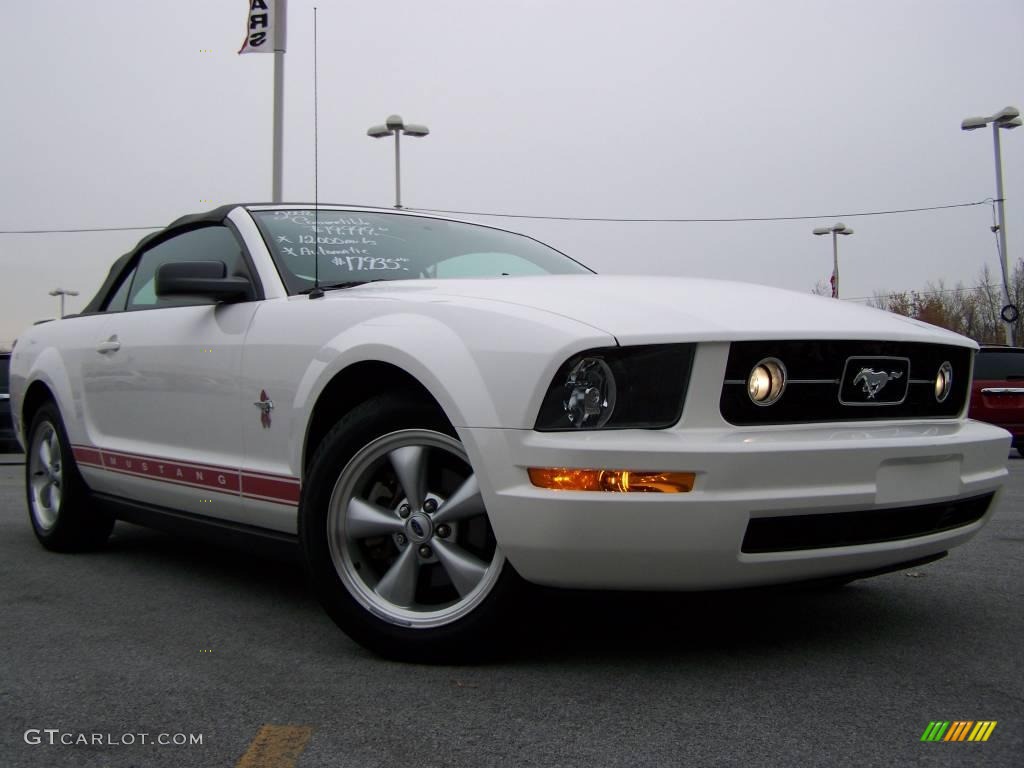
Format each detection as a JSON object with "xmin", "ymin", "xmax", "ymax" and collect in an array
[{"xmin": 462, "ymin": 419, "xmax": 1009, "ymax": 589}]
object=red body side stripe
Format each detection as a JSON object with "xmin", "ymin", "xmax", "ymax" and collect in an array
[
  {"xmin": 72, "ymin": 446, "xmax": 103, "ymax": 466},
  {"xmin": 70, "ymin": 444, "xmax": 299, "ymax": 506},
  {"xmin": 100, "ymin": 450, "xmax": 243, "ymax": 493},
  {"xmin": 241, "ymin": 475, "xmax": 301, "ymax": 505}
]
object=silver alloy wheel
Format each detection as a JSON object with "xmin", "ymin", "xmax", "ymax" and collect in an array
[
  {"xmin": 29, "ymin": 421, "xmax": 63, "ymax": 531},
  {"xmin": 327, "ymin": 429, "xmax": 505, "ymax": 628}
]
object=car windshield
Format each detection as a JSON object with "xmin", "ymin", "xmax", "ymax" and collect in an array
[
  {"xmin": 974, "ymin": 350, "xmax": 1024, "ymax": 380},
  {"xmin": 251, "ymin": 209, "xmax": 593, "ymax": 294}
]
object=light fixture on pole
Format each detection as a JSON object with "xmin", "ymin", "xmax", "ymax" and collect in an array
[
  {"xmin": 48, "ymin": 288, "xmax": 79, "ymax": 319},
  {"xmin": 367, "ymin": 115, "xmax": 430, "ymax": 208},
  {"xmin": 812, "ymin": 223, "xmax": 854, "ymax": 299},
  {"xmin": 962, "ymin": 106, "xmax": 1021, "ymax": 346}
]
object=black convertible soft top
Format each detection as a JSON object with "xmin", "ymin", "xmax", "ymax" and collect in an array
[
  {"xmin": 77, "ymin": 202, "xmax": 393, "ymax": 314},
  {"xmin": 78, "ymin": 204, "xmax": 242, "ymax": 315}
]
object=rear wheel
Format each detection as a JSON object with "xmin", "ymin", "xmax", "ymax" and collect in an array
[
  {"xmin": 300, "ymin": 393, "xmax": 522, "ymax": 662},
  {"xmin": 25, "ymin": 402, "xmax": 113, "ymax": 551}
]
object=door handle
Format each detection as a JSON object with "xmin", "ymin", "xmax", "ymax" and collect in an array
[{"xmin": 96, "ymin": 338, "xmax": 121, "ymax": 354}]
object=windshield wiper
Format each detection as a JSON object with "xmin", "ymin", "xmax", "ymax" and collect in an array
[{"xmin": 299, "ymin": 279, "xmax": 389, "ymax": 295}]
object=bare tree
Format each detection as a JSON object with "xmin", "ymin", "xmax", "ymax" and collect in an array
[
  {"xmin": 863, "ymin": 260, "xmax": 1023, "ymax": 344},
  {"xmin": 810, "ymin": 279, "xmax": 831, "ymax": 297}
]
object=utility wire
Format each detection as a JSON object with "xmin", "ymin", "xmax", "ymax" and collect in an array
[
  {"xmin": 407, "ymin": 199, "xmax": 994, "ymax": 223},
  {"xmin": 844, "ymin": 283, "xmax": 1008, "ymax": 303},
  {"xmin": 0, "ymin": 199, "xmax": 996, "ymax": 234},
  {"xmin": 0, "ymin": 225, "xmax": 161, "ymax": 234}
]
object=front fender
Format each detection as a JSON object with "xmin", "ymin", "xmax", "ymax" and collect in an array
[
  {"xmin": 295, "ymin": 313, "xmax": 498, "ymax": 434},
  {"xmin": 241, "ymin": 294, "xmax": 612, "ymax": 481}
]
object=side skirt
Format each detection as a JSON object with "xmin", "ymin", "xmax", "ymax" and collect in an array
[{"xmin": 94, "ymin": 492, "xmax": 300, "ymax": 562}]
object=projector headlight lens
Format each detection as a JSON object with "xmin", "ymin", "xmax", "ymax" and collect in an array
[
  {"xmin": 534, "ymin": 344, "xmax": 695, "ymax": 431},
  {"xmin": 747, "ymin": 358, "xmax": 787, "ymax": 405},
  {"xmin": 935, "ymin": 361, "xmax": 953, "ymax": 403},
  {"xmin": 563, "ymin": 357, "xmax": 616, "ymax": 428}
]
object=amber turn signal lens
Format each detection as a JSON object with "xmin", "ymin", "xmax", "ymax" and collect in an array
[{"xmin": 528, "ymin": 468, "xmax": 695, "ymax": 493}]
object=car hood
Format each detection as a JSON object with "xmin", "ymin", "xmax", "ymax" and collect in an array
[{"xmin": 341, "ymin": 275, "xmax": 976, "ymax": 347}]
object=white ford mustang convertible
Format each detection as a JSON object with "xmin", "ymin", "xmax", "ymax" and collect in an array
[{"xmin": 9, "ymin": 204, "xmax": 1010, "ymax": 660}]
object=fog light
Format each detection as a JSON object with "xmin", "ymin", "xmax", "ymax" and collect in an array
[
  {"xmin": 528, "ymin": 468, "xmax": 695, "ymax": 493},
  {"xmin": 935, "ymin": 361, "xmax": 953, "ymax": 402},
  {"xmin": 747, "ymin": 358, "xmax": 786, "ymax": 405}
]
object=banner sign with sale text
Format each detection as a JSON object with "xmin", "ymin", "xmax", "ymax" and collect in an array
[{"xmin": 239, "ymin": 0, "xmax": 280, "ymax": 54}]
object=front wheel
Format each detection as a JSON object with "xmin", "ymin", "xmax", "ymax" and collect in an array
[{"xmin": 300, "ymin": 394, "xmax": 522, "ymax": 662}]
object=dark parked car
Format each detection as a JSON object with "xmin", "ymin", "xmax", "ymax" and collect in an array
[
  {"xmin": 969, "ymin": 345, "xmax": 1024, "ymax": 456},
  {"xmin": 0, "ymin": 351, "xmax": 21, "ymax": 453}
]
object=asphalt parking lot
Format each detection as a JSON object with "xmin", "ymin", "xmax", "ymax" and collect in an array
[{"xmin": 1, "ymin": 454, "xmax": 1021, "ymax": 768}]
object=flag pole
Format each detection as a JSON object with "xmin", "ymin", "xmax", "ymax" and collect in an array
[{"xmin": 272, "ymin": 0, "xmax": 287, "ymax": 202}]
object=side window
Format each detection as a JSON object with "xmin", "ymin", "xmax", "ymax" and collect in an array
[
  {"xmin": 103, "ymin": 267, "xmax": 136, "ymax": 312},
  {"xmin": 127, "ymin": 226, "xmax": 251, "ymax": 311}
]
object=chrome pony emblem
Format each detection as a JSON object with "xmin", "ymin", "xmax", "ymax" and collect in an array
[
  {"xmin": 253, "ymin": 389, "xmax": 274, "ymax": 428},
  {"xmin": 852, "ymin": 368, "xmax": 903, "ymax": 400}
]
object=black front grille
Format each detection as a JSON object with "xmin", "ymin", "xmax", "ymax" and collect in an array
[
  {"xmin": 720, "ymin": 340, "xmax": 972, "ymax": 425},
  {"xmin": 741, "ymin": 493, "xmax": 993, "ymax": 553}
]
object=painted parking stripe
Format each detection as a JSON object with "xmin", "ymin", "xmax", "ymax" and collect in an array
[{"xmin": 235, "ymin": 725, "xmax": 313, "ymax": 768}]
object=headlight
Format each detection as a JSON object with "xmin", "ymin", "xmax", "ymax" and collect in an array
[
  {"xmin": 935, "ymin": 361, "xmax": 953, "ymax": 402},
  {"xmin": 535, "ymin": 344, "xmax": 695, "ymax": 431},
  {"xmin": 747, "ymin": 358, "xmax": 786, "ymax": 405},
  {"xmin": 564, "ymin": 357, "xmax": 616, "ymax": 427}
]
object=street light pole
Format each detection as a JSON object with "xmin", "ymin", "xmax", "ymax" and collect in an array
[
  {"xmin": 367, "ymin": 115, "xmax": 430, "ymax": 208},
  {"xmin": 831, "ymin": 231, "xmax": 840, "ymax": 298},
  {"xmin": 812, "ymin": 223, "xmax": 854, "ymax": 298},
  {"xmin": 993, "ymin": 121, "xmax": 1012, "ymax": 334},
  {"xmin": 394, "ymin": 128, "xmax": 402, "ymax": 208},
  {"xmin": 48, "ymin": 288, "xmax": 79, "ymax": 319},
  {"xmin": 271, "ymin": 0, "xmax": 287, "ymax": 202},
  {"xmin": 962, "ymin": 106, "xmax": 1021, "ymax": 345}
]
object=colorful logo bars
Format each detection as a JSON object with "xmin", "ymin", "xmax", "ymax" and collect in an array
[{"xmin": 920, "ymin": 721, "xmax": 997, "ymax": 742}]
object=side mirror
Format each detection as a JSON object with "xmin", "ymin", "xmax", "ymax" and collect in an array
[{"xmin": 155, "ymin": 261, "xmax": 254, "ymax": 302}]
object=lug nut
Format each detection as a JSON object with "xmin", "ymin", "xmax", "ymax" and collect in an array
[
  {"xmin": 398, "ymin": 504, "xmax": 411, "ymax": 518},
  {"xmin": 423, "ymin": 499, "xmax": 438, "ymax": 513},
  {"xmin": 436, "ymin": 524, "xmax": 451, "ymax": 539},
  {"xmin": 395, "ymin": 533, "xmax": 407, "ymax": 546},
  {"xmin": 418, "ymin": 545, "xmax": 433, "ymax": 558}
]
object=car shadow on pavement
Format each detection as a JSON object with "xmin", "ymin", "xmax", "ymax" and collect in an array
[
  {"xmin": 505, "ymin": 579, "xmax": 922, "ymax": 665},
  {"xmin": 102, "ymin": 521, "xmax": 310, "ymax": 597},
  {"xmin": 97, "ymin": 522, "xmax": 926, "ymax": 665}
]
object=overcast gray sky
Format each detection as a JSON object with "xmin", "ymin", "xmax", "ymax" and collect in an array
[{"xmin": 1, "ymin": 0, "xmax": 1022, "ymax": 346}]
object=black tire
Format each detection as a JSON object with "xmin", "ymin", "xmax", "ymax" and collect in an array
[
  {"xmin": 24, "ymin": 402, "xmax": 114, "ymax": 552},
  {"xmin": 1017, "ymin": 446, "xmax": 1024, "ymax": 458},
  {"xmin": 300, "ymin": 392, "xmax": 523, "ymax": 663}
]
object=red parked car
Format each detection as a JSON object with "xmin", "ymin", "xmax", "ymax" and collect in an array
[{"xmin": 969, "ymin": 345, "xmax": 1024, "ymax": 456}]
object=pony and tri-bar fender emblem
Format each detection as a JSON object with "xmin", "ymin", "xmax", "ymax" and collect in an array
[{"xmin": 253, "ymin": 390, "xmax": 274, "ymax": 428}]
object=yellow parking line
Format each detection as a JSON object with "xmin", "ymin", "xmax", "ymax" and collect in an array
[{"xmin": 235, "ymin": 725, "xmax": 313, "ymax": 768}]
